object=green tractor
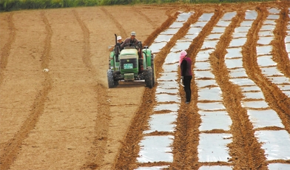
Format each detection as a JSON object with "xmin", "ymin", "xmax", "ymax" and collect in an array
[{"xmin": 107, "ymin": 34, "xmax": 155, "ymax": 88}]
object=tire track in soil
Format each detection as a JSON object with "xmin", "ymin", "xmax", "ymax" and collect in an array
[
  {"xmin": 100, "ymin": 7, "xmax": 128, "ymax": 40},
  {"xmin": 0, "ymin": 12, "xmax": 52, "ymax": 170},
  {"xmin": 72, "ymin": 10, "xmax": 111, "ymax": 170},
  {"xmin": 113, "ymin": 11, "xmax": 181, "ymax": 170},
  {"xmin": 271, "ymin": 6, "xmax": 290, "ymax": 78},
  {"xmin": 0, "ymin": 13, "xmax": 16, "ymax": 87},
  {"xmin": 131, "ymin": 6, "xmax": 157, "ymax": 28},
  {"xmin": 209, "ymin": 9, "xmax": 268, "ymax": 169},
  {"xmin": 242, "ymin": 7, "xmax": 290, "ymax": 135}
]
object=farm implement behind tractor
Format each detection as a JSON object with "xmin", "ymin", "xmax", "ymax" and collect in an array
[{"xmin": 107, "ymin": 34, "xmax": 155, "ymax": 88}]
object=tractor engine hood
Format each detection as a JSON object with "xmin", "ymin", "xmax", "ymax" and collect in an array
[
  {"xmin": 119, "ymin": 49, "xmax": 138, "ymax": 59},
  {"xmin": 119, "ymin": 49, "xmax": 139, "ymax": 76}
]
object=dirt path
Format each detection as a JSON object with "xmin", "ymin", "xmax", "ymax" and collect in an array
[{"xmin": 1, "ymin": 2, "xmax": 290, "ymax": 170}]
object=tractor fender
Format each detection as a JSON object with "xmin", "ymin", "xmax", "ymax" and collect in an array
[{"xmin": 143, "ymin": 49, "xmax": 152, "ymax": 68}]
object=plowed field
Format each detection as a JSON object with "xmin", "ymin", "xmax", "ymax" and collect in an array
[{"xmin": 1, "ymin": 2, "xmax": 290, "ymax": 170}]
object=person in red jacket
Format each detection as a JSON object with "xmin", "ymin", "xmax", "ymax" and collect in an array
[{"xmin": 180, "ymin": 50, "xmax": 192, "ymax": 104}]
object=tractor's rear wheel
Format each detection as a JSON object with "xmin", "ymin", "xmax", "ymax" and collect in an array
[
  {"xmin": 114, "ymin": 80, "xmax": 119, "ymax": 86},
  {"xmin": 107, "ymin": 69, "xmax": 115, "ymax": 88},
  {"xmin": 145, "ymin": 67, "xmax": 154, "ymax": 88}
]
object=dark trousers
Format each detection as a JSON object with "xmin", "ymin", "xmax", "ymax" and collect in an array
[{"xmin": 183, "ymin": 76, "xmax": 192, "ymax": 102}]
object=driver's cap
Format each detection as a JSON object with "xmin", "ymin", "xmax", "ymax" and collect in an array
[
  {"xmin": 117, "ymin": 36, "xmax": 122, "ymax": 40},
  {"xmin": 131, "ymin": 31, "xmax": 136, "ymax": 36}
]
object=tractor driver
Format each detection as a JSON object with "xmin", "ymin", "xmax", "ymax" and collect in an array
[
  {"xmin": 121, "ymin": 31, "xmax": 140, "ymax": 49},
  {"xmin": 121, "ymin": 31, "xmax": 144, "ymax": 72}
]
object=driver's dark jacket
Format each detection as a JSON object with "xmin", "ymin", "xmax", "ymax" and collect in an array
[{"xmin": 121, "ymin": 38, "xmax": 139, "ymax": 48}]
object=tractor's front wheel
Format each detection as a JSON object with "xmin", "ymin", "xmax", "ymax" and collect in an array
[
  {"xmin": 107, "ymin": 69, "xmax": 115, "ymax": 88},
  {"xmin": 145, "ymin": 67, "xmax": 154, "ymax": 88}
]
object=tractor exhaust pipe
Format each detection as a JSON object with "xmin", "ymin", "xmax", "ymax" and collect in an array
[{"xmin": 114, "ymin": 34, "xmax": 117, "ymax": 45}]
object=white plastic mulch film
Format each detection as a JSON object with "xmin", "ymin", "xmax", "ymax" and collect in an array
[
  {"xmin": 137, "ymin": 136, "xmax": 174, "ymax": 163},
  {"xmin": 225, "ymin": 8, "xmax": 290, "ymax": 165},
  {"xmin": 135, "ymin": 8, "xmax": 290, "ymax": 169},
  {"xmin": 256, "ymin": 8, "xmax": 290, "ymax": 97},
  {"xmin": 195, "ymin": 11, "xmax": 236, "ymax": 165},
  {"xmin": 150, "ymin": 12, "xmax": 192, "ymax": 54}
]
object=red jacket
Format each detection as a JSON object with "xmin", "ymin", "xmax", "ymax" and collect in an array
[{"xmin": 180, "ymin": 57, "xmax": 192, "ymax": 76}]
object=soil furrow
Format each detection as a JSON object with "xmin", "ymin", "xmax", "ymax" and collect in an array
[
  {"xmin": 172, "ymin": 8, "xmax": 223, "ymax": 170},
  {"xmin": 271, "ymin": 6, "xmax": 290, "ymax": 78},
  {"xmin": 242, "ymin": 7, "xmax": 290, "ymax": 134},
  {"xmin": 73, "ymin": 10, "xmax": 111, "ymax": 169},
  {"xmin": 0, "ymin": 13, "xmax": 15, "ymax": 86},
  {"xmin": 209, "ymin": 8, "xmax": 268, "ymax": 169},
  {"xmin": 100, "ymin": 7, "xmax": 128, "ymax": 39},
  {"xmin": 171, "ymin": 9, "xmax": 202, "ymax": 170},
  {"xmin": 0, "ymin": 12, "xmax": 52, "ymax": 170}
]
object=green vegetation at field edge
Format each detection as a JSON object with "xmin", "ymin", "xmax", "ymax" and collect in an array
[{"xmin": 0, "ymin": 0, "xmax": 275, "ymax": 12}]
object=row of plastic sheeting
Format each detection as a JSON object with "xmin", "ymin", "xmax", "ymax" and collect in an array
[
  {"xmin": 194, "ymin": 12, "xmax": 236, "ymax": 169},
  {"xmin": 136, "ymin": 12, "xmax": 193, "ymax": 168},
  {"xmin": 256, "ymin": 8, "xmax": 290, "ymax": 97},
  {"xmin": 135, "ymin": 8, "xmax": 290, "ymax": 170},
  {"xmin": 225, "ymin": 8, "xmax": 290, "ymax": 168}
]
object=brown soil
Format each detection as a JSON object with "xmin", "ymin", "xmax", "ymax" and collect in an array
[{"xmin": 0, "ymin": 2, "xmax": 290, "ymax": 170}]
